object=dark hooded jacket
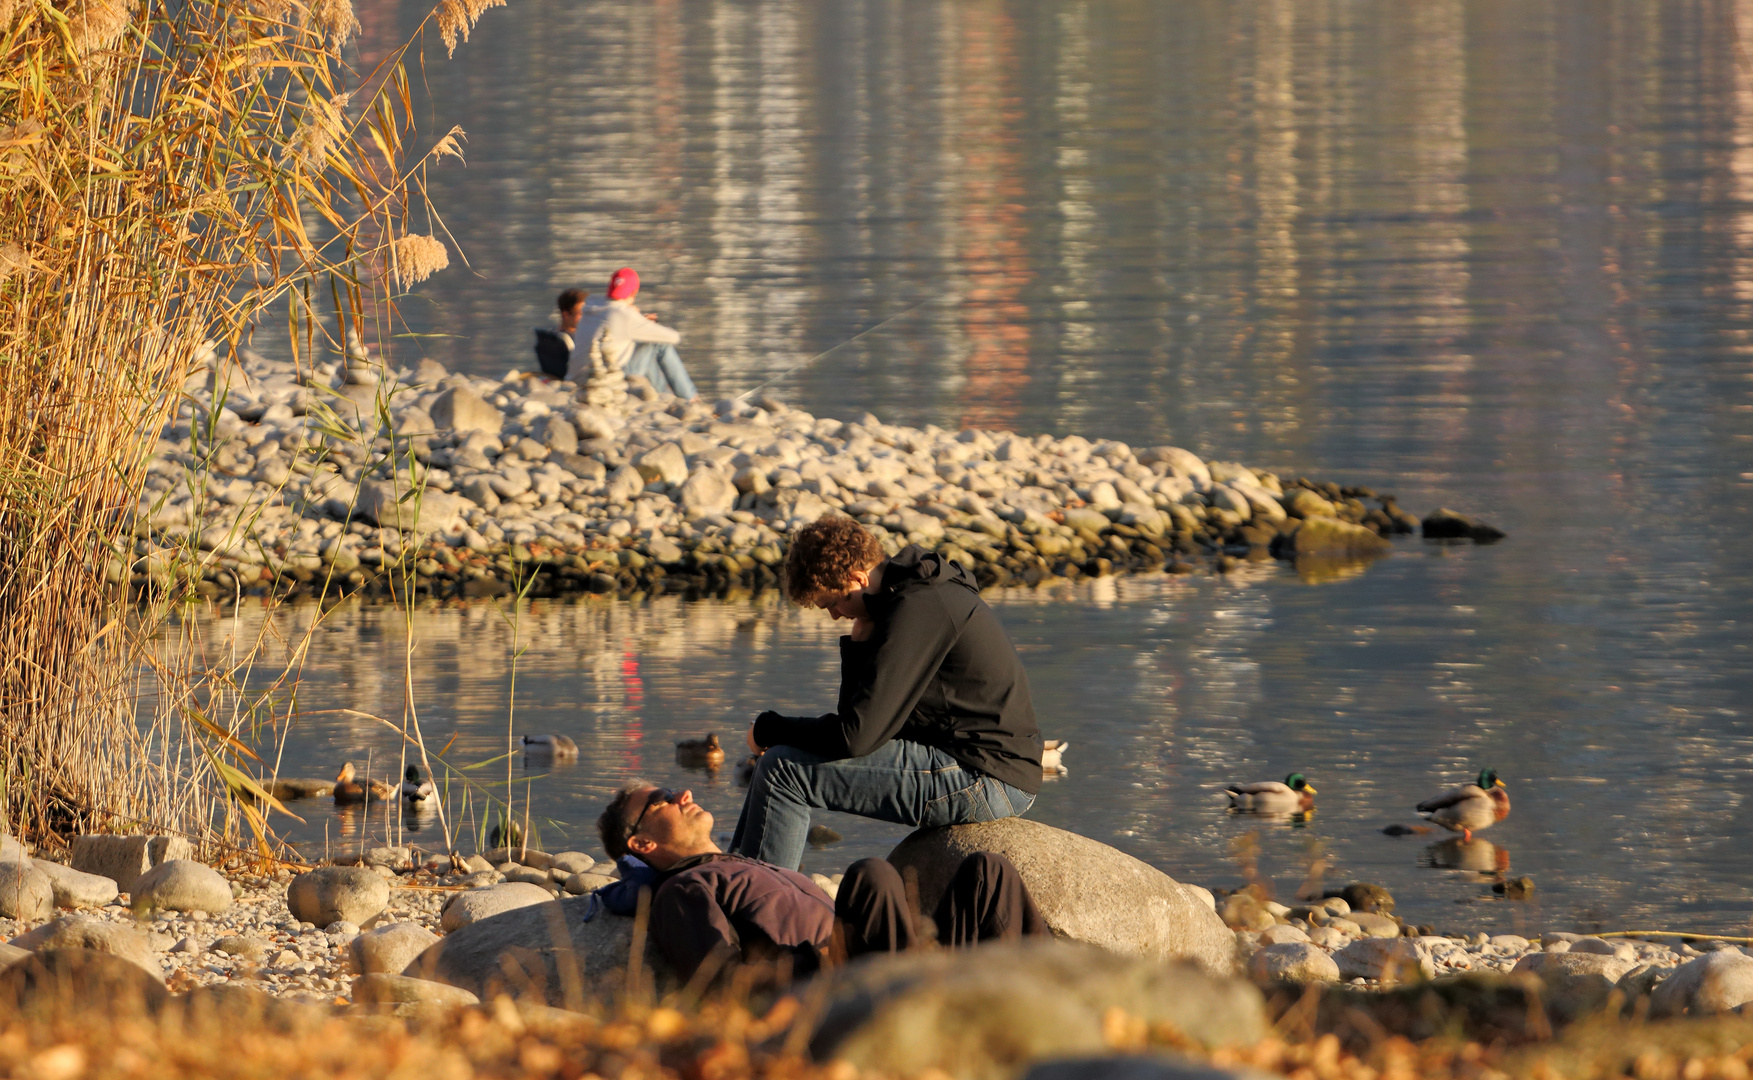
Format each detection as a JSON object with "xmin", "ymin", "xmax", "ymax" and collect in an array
[
  {"xmin": 649, "ymin": 852, "xmax": 835, "ymax": 980},
  {"xmin": 753, "ymin": 545, "xmax": 1043, "ymax": 794}
]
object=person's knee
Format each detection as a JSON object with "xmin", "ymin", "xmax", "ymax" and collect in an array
[
  {"xmin": 842, "ymin": 857, "xmax": 903, "ymax": 896},
  {"xmin": 750, "ymin": 744, "xmax": 814, "ymax": 793}
]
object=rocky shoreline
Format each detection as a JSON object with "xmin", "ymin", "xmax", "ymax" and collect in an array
[
  {"xmin": 3, "ymin": 828, "xmax": 1745, "ymax": 1024},
  {"xmin": 119, "ymin": 349, "xmax": 1501, "ymax": 604}
]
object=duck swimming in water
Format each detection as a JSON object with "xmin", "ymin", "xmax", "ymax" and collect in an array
[
  {"xmin": 333, "ymin": 761, "xmax": 394, "ymax": 804},
  {"xmin": 1416, "ymin": 767, "xmax": 1510, "ymax": 841},
  {"xmin": 1041, "ymin": 740, "xmax": 1070, "ymax": 775},
  {"xmin": 520, "ymin": 734, "xmax": 578, "ymax": 759},
  {"xmin": 676, "ymin": 734, "xmax": 726, "ymax": 769},
  {"xmin": 400, "ymin": 764, "xmax": 435, "ymax": 801},
  {"xmin": 1224, "ymin": 772, "xmax": 1317, "ymax": 814}
]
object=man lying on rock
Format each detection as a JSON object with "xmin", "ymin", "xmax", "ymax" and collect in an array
[
  {"xmin": 732, "ymin": 515, "xmax": 1044, "ymax": 871},
  {"xmin": 596, "ymin": 781, "xmax": 1049, "ymax": 982}
]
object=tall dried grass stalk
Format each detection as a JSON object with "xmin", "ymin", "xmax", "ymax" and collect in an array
[{"xmin": 0, "ymin": 0, "xmax": 500, "ymax": 848}]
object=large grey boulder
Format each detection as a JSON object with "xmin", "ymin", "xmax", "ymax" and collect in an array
[
  {"xmin": 32, "ymin": 860, "xmax": 120, "ymax": 909},
  {"xmin": 407, "ymin": 895, "xmax": 671, "ymax": 1008},
  {"xmin": 439, "ymin": 881, "xmax": 552, "ymax": 933},
  {"xmin": 287, "ymin": 866, "xmax": 389, "ymax": 927},
  {"xmin": 887, "ymin": 819, "xmax": 1237, "ymax": 975},
  {"xmin": 131, "ymin": 859, "xmax": 232, "ymax": 914},
  {"xmin": 0, "ymin": 942, "xmax": 30, "ymax": 968},
  {"xmin": 348, "ymin": 921, "xmax": 439, "ymax": 975},
  {"xmin": 11, "ymin": 915, "xmax": 161, "ymax": 977},
  {"xmin": 807, "ymin": 939, "xmax": 1265, "ymax": 1080},
  {"xmin": 1648, "ymin": 950, "xmax": 1753, "ymax": 1017},
  {"xmin": 0, "ymin": 861, "xmax": 54, "ymax": 920},
  {"xmin": 0, "ymin": 834, "xmax": 27, "ymax": 862},
  {"xmin": 69, "ymin": 834, "xmax": 192, "ymax": 893},
  {"xmin": 430, "ymin": 385, "xmax": 502, "ymax": 435}
]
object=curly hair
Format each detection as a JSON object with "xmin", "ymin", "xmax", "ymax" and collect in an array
[
  {"xmin": 784, "ymin": 515, "xmax": 884, "ymax": 605},
  {"xmin": 596, "ymin": 780, "xmax": 649, "ymax": 860}
]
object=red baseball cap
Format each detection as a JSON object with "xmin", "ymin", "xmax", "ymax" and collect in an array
[{"xmin": 606, "ymin": 267, "xmax": 639, "ymax": 300}]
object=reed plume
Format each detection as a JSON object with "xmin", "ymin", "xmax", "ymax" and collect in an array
[{"xmin": 0, "ymin": 0, "xmax": 499, "ymax": 848}]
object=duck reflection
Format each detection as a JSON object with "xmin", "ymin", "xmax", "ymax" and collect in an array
[
  {"xmin": 1227, "ymin": 807, "xmax": 1317, "ymax": 828},
  {"xmin": 1420, "ymin": 836, "xmax": 1510, "ymax": 874}
]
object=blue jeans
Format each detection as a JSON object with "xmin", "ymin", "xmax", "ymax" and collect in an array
[
  {"xmin": 625, "ymin": 342, "xmax": 697, "ymax": 399},
  {"xmin": 730, "ymin": 739, "xmax": 1036, "ymax": 870}
]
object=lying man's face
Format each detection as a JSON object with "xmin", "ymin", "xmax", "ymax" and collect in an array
[{"xmin": 621, "ymin": 785, "xmax": 715, "ymax": 866}]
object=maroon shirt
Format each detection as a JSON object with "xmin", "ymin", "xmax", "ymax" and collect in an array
[{"xmin": 650, "ymin": 853, "xmax": 835, "ymax": 979}]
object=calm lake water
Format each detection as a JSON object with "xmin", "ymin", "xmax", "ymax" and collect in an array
[{"xmin": 231, "ymin": 1, "xmax": 1753, "ymax": 934}]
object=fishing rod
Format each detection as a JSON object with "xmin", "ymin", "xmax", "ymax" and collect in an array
[{"xmin": 733, "ymin": 297, "xmax": 934, "ymax": 401}]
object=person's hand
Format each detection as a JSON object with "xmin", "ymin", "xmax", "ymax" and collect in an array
[
  {"xmin": 849, "ymin": 617, "xmax": 875, "ymax": 642},
  {"xmin": 645, "ymin": 312, "xmax": 659, "ymax": 322}
]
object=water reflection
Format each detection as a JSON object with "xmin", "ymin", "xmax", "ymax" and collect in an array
[
  {"xmin": 191, "ymin": 0, "xmax": 1753, "ymax": 934},
  {"xmin": 1421, "ymin": 837, "xmax": 1511, "ymax": 876}
]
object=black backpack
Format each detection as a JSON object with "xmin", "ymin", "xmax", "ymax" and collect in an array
[{"xmin": 533, "ymin": 327, "xmax": 571, "ymax": 379}]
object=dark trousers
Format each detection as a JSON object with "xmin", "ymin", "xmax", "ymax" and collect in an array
[{"xmin": 834, "ymin": 852, "xmax": 1050, "ymax": 957}]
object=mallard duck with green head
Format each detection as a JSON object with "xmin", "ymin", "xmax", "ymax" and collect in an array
[
  {"xmin": 1224, "ymin": 772, "xmax": 1316, "ymax": 813},
  {"xmin": 1416, "ymin": 767, "xmax": 1510, "ymax": 841}
]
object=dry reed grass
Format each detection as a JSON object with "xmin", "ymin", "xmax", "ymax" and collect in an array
[
  {"xmin": 0, "ymin": 0, "xmax": 499, "ymax": 850},
  {"xmin": 0, "ymin": 982, "xmax": 1743, "ymax": 1080}
]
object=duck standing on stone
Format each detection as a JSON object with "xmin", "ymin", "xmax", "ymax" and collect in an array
[
  {"xmin": 521, "ymin": 734, "xmax": 578, "ymax": 760},
  {"xmin": 1416, "ymin": 767, "xmax": 1510, "ymax": 841},
  {"xmin": 401, "ymin": 764, "xmax": 435, "ymax": 802},
  {"xmin": 676, "ymin": 734, "xmax": 726, "ymax": 770},
  {"xmin": 1224, "ymin": 772, "xmax": 1317, "ymax": 814},
  {"xmin": 333, "ymin": 761, "xmax": 394, "ymax": 804}
]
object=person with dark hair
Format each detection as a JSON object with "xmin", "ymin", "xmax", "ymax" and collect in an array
[
  {"xmin": 729, "ymin": 515, "xmax": 1043, "ymax": 871},
  {"xmin": 571, "ymin": 267, "xmax": 696, "ymax": 398},
  {"xmin": 533, "ymin": 288, "xmax": 588, "ymax": 379},
  {"xmin": 593, "ymin": 782, "xmax": 1048, "ymax": 984}
]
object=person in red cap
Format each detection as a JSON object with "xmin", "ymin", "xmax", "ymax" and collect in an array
[{"xmin": 571, "ymin": 267, "xmax": 696, "ymax": 398}]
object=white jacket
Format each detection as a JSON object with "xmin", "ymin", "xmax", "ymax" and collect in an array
[{"xmin": 571, "ymin": 298, "xmax": 680, "ymax": 373}]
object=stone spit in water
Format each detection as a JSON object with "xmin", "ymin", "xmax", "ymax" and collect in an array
[
  {"xmin": 887, "ymin": 818, "xmax": 1237, "ymax": 975},
  {"xmin": 129, "ymin": 350, "xmax": 1449, "ymax": 605},
  {"xmin": 807, "ymin": 939, "xmax": 1265, "ymax": 1080}
]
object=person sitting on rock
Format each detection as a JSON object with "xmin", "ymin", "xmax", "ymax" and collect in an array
[
  {"xmin": 597, "ymin": 781, "xmax": 1048, "ymax": 983},
  {"xmin": 533, "ymin": 287, "xmax": 587, "ymax": 380},
  {"xmin": 570, "ymin": 267, "xmax": 697, "ymax": 399},
  {"xmin": 732, "ymin": 515, "xmax": 1044, "ymax": 872}
]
